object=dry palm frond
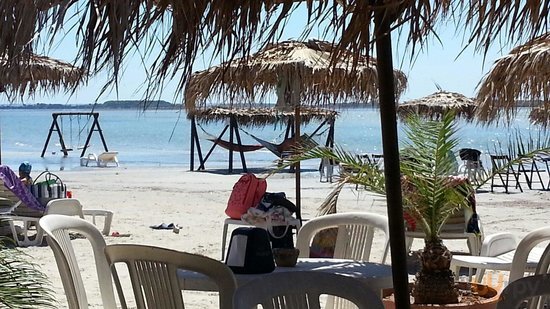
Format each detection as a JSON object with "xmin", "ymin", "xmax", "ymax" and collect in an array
[
  {"xmin": 397, "ymin": 91, "xmax": 476, "ymax": 121},
  {"xmin": 529, "ymin": 105, "xmax": 550, "ymax": 127},
  {"xmin": 476, "ymin": 33, "xmax": 550, "ymax": 123},
  {"xmin": 2, "ymin": 1, "xmax": 546, "ymax": 103},
  {"xmin": 185, "ymin": 39, "xmax": 407, "ymax": 111},
  {"xmin": 0, "ymin": 54, "xmax": 85, "ymax": 97},
  {"xmin": 188, "ymin": 106, "xmax": 338, "ymax": 127},
  {"xmin": 463, "ymin": 0, "xmax": 549, "ymax": 54}
]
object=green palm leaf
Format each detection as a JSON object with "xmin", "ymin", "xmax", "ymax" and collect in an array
[{"xmin": 0, "ymin": 238, "xmax": 56, "ymax": 308}]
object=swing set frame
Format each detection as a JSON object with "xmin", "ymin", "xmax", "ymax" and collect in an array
[{"xmin": 41, "ymin": 112, "xmax": 109, "ymax": 158}]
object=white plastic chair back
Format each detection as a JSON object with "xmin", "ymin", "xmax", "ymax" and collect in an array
[
  {"xmin": 46, "ymin": 198, "xmax": 85, "ymax": 218},
  {"xmin": 233, "ymin": 271, "xmax": 384, "ymax": 309},
  {"xmin": 480, "ymin": 232, "xmax": 518, "ymax": 257},
  {"xmin": 39, "ymin": 214, "xmax": 116, "ymax": 309},
  {"xmin": 497, "ymin": 274, "xmax": 550, "ymax": 309},
  {"xmin": 105, "ymin": 244, "xmax": 236, "ymax": 309},
  {"xmin": 296, "ymin": 212, "xmax": 389, "ymax": 263},
  {"xmin": 510, "ymin": 227, "xmax": 550, "ymax": 282}
]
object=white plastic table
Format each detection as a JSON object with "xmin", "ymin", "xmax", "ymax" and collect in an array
[{"xmin": 177, "ymin": 258, "xmax": 393, "ymax": 293}]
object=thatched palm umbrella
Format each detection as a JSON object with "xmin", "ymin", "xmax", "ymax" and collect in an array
[
  {"xmin": 6, "ymin": 1, "xmax": 546, "ymax": 306},
  {"xmin": 0, "ymin": 54, "xmax": 84, "ymax": 97},
  {"xmin": 529, "ymin": 106, "xmax": 550, "ymax": 127},
  {"xmin": 476, "ymin": 33, "xmax": 550, "ymax": 124},
  {"xmin": 0, "ymin": 54, "xmax": 84, "ymax": 163},
  {"xmin": 397, "ymin": 91, "xmax": 476, "ymax": 121},
  {"xmin": 186, "ymin": 39, "xmax": 407, "ymax": 220},
  {"xmin": 186, "ymin": 40, "xmax": 407, "ymax": 110}
]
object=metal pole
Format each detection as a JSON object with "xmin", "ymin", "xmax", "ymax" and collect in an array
[{"xmin": 375, "ymin": 11, "xmax": 410, "ymax": 309}]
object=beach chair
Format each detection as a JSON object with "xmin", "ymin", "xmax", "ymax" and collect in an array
[
  {"xmin": 451, "ymin": 227, "xmax": 550, "ymax": 284},
  {"xmin": 406, "ymin": 207, "xmax": 483, "ymax": 256},
  {"xmin": 97, "ymin": 152, "xmax": 119, "ymax": 167},
  {"xmin": 81, "ymin": 152, "xmax": 119, "ymax": 167},
  {"xmin": 296, "ymin": 212, "xmax": 390, "ymax": 263},
  {"xmin": 39, "ymin": 215, "xmax": 117, "ymax": 309},
  {"xmin": 497, "ymin": 274, "xmax": 550, "ymax": 309},
  {"xmin": 105, "ymin": 244, "xmax": 237, "ymax": 309},
  {"xmin": 233, "ymin": 271, "xmax": 384, "ymax": 309},
  {"xmin": 490, "ymin": 154, "xmax": 523, "ymax": 193},
  {"xmin": 516, "ymin": 155, "xmax": 546, "ymax": 190},
  {"xmin": 451, "ymin": 232, "xmax": 544, "ymax": 282},
  {"xmin": 5, "ymin": 198, "xmax": 113, "ymax": 247},
  {"xmin": 458, "ymin": 148, "xmax": 486, "ymax": 185}
]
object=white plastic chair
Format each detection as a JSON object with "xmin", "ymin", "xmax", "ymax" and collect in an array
[
  {"xmin": 105, "ymin": 244, "xmax": 237, "ymax": 309},
  {"xmin": 497, "ymin": 274, "xmax": 550, "ymax": 309},
  {"xmin": 451, "ymin": 228, "xmax": 550, "ymax": 283},
  {"xmin": 509, "ymin": 227, "xmax": 550, "ymax": 282},
  {"xmin": 39, "ymin": 214, "xmax": 117, "ymax": 309},
  {"xmin": 13, "ymin": 199, "xmax": 114, "ymax": 247},
  {"xmin": 296, "ymin": 212, "xmax": 390, "ymax": 263},
  {"xmin": 233, "ymin": 271, "xmax": 384, "ymax": 309},
  {"xmin": 406, "ymin": 207, "xmax": 483, "ymax": 256}
]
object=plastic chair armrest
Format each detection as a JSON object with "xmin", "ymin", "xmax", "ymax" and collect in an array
[{"xmin": 82, "ymin": 209, "xmax": 113, "ymax": 236}]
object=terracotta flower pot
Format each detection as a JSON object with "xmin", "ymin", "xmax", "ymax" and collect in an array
[{"xmin": 383, "ymin": 282, "xmax": 500, "ymax": 309}]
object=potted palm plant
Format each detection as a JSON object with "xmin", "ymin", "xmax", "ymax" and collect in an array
[
  {"xmin": 290, "ymin": 112, "xmax": 550, "ymax": 306},
  {"xmin": 0, "ymin": 238, "xmax": 56, "ymax": 308}
]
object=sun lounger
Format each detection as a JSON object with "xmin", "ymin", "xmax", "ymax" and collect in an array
[
  {"xmin": 81, "ymin": 152, "xmax": 119, "ymax": 167},
  {"xmin": 0, "ymin": 165, "xmax": 113, "ymax": 246}
]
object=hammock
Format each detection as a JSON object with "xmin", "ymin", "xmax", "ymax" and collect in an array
[
  {"xmin": 244, "ymin": 131, "xmax": 319, "ymax": 158},
  {"xmin": 198, "ymin": 125, "xmax": 264, "ymax": 153}
]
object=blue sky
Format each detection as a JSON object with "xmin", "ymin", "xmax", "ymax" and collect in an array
[{"xmin": 15, "ymin": 8, "xmax": 514, "ymax": 105}]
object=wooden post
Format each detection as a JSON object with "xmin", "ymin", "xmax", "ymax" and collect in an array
[
  {"xmin": 375, "ymin": 9, "xmax": 410, "ymax": 308},
  {"xmin": 41, "ymin": 114, "xmax": 57, "ymax": 157},
  {"xmin": 294, "ymin": 105, "xmax": 301, "ymax": 221},
  {"xmin": 93, "ymin": 114, "xmax": 109, "ymax": 153},
  {"xmin": 190, "ymin": 116, "xmax": 196, "ymax": 171},
  {"xmin": 232, "ymin": 117, "xmax": 248, "ymax": 173},
  {"xmin": 200, "ymin": 125, "xmax": 229, "ymax": 170},
  {"xmin": 229, "ymin": 117, "xmax": 234, "ymax": 174}
]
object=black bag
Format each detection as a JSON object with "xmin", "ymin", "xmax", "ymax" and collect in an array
[
  {"xmin": 225, "ymin": 227, "xmax": 275, "ymax": 274},
  {"xmin": 269, "ymin": 226, "xmax": 295, "ymax": 249},
  {"xmin": 467, "ymin": 213, "xmax": 481, "ymax": 233},
  {"xmin": 257, "ymin": 192, "xmax": 298, "ymax": 214}
]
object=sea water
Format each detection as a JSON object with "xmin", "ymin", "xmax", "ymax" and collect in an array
[{"xmin": 0, "ymin": 107, "xmax": 543, "ymax": 172}]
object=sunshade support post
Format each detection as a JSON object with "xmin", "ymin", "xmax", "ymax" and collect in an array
[
  {"xmin": 189, "ymin": 116, "xmax": 205, "ymax": 171},
  {"xmin": 199, "ymin": 125, "xmax": 229, "ymax": 170},
  {"xmin": 284, "ymin": 118, "xmax": 293, "ymax": 140},
  {"xmin": 231, "ymin": 116, "xmax": 248, "ymax": 173},
  {"xmin": 229, "ymin": 117, "xmax": 234, "ymax": 174},
  {"xmin": 375, "ymin": 11, "xmax": 411, "ymax": 308},
  {"xmin": 294, "ymin": 105, "xmax": 301, "ymax": 221}
]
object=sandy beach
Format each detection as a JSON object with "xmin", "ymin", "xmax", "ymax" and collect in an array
[{"xmin": 14, "ymin": 166, "xmax": 550, "ymax": 308}]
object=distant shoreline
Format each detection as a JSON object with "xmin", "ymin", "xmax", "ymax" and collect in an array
[
  {"xmin": 0, "ymin": 99, "xmax": 539, "ymax": 110},
  {"xmin": 0, "ymin": 100, "xmax": 180, "ymax": 110}
]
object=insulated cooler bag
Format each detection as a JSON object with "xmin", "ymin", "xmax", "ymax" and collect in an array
[{"xmin": 225, "ymin": 227, "xmax": 275, "ymax": 274}]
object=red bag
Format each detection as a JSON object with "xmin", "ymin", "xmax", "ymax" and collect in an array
[{"xmin": 226, "ymin": 174, "xmax": 267, "ymax": 219}]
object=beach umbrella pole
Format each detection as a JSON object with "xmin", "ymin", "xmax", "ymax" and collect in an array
[
  {"xmin": 294, "ymin": 105, "xmax": 301, "ymax": 221},
  {"xmin": 375, "ymin": 12, "xmax": 410, "ymax": 308}
]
